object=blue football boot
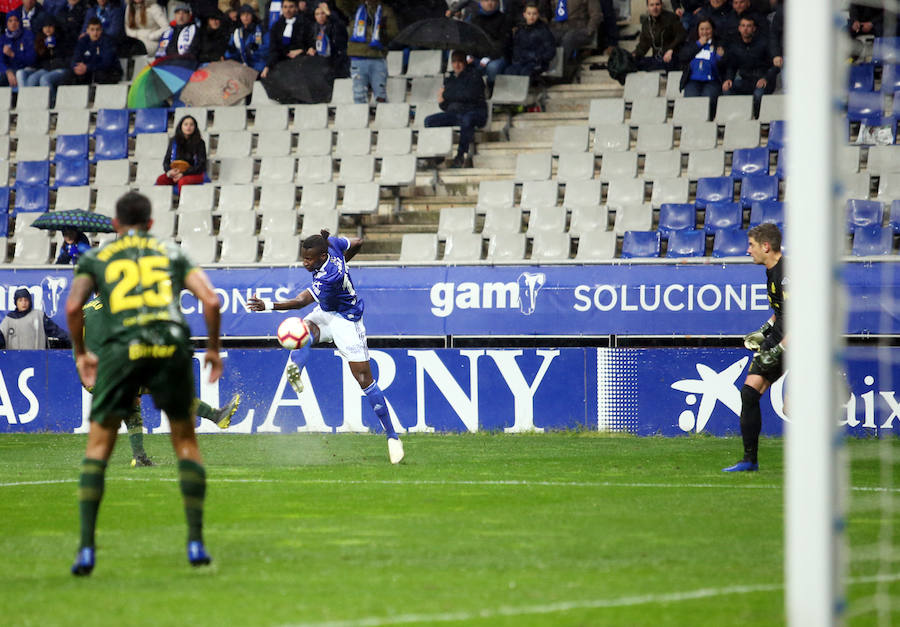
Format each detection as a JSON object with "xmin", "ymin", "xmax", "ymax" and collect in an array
[
  {"xmin": 71, "ymin": 547, "xmax": 95, "ymax": 576},
  {"xmin": 188, "ymin": 540, "xmax": 212, "ymax": 566},
  {"xmin": 723, "ymin": 460, "xmax": 759, "ymax": 472}
]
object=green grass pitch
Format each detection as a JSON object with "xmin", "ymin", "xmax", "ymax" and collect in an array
[{"xmin": 1, "ymin": 433, "xmax": 898, "ymax": 626}]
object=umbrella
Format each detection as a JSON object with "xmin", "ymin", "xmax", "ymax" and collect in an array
[
  {"xmin": 127, "ymin": 56, "xmax": 199, "ymax": 109},
  {"xmin": 180, "ymin": 60, "xmax": 258, "ymax": 107},
  {"xmin": 31, "ymin": 209, "xmax": 115, "ymax": 234},
  {"xmin": 390, "ymin": 17, "xmax": 500, "ymax": 58},
  {"xmin": 261, "ymin": 55, "xmax": 333, "ymax": 104}
]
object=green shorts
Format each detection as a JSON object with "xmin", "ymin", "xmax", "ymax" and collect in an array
[
  {"xmin": 89, "ymin": 327, "xmax": 195, "ymax": 426},
  {"xmin": 748, "ymin": 349, "xmax": 785, "ymax": 383}
]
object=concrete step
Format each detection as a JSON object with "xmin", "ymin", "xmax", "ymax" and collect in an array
[{"xmin": 478, "ymin": 139, "xmax": 551, "ymax": 153}]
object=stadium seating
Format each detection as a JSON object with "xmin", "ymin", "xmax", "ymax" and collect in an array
[
  {"xmin": 575, "ymin": 230, "xmax": 617, "ymax": 260},
  {"xmin": 749, "ymin": 200, "xmax": 785, "ymax": 228},
  {"xmin": 695, "ymin": 177, "xmax": 733, "ymax": 208},
  {"xmin": 739, "ymin": 175, "xmax": 779, "ymax": 208},
  {"xmin": 399, "ymin": 233, "xmax": 438, "ymax": 262},
  {"xmin": 621, "ymin": 231, "xmax": 660, "ymax": 258},
  {"xmin": 94, "ymin": 129, "xmax": 129, "ymax": 161},
  {"xmin": 852, "ymin": 225, "xmax": 894, "ymax": 256},
  {"xmin": 704, "ymin": 201, "xmax": 743, "ymax": 233},
  {"xmin": 666, "ymin": 229, "xmax": 706, "ymax": 257},
  {"xmin": 134, "ymin": 108, "xmax": 169, "ymax": 135},
  {"xmin": 531, "ymin": 232, "xmax": 571, "ymax": 262},
  {"xmin": 54, "ymin": 159, "xmax": 90, "ymax": 188},
  {"xmin": 712, "ymin": 229, "xmax": 749, "ymax": 257},
  {"xmin": 848, "ymin": 63, "xmax": 875, "ymax": 92},
  {"xmin": 658, "ymin": 203, "xmax": 696, "ymax": 236},
  {"xmin": 767, "ymin": 120, "xmax": 786, "ymax": 150},
  {"xmin": 14, "ymin": 184, "xmax": 49, "ymax": 213},
  {"xmin": 846, "ymin": 199, "xmax": 884, "ymax": 233},
  {"xmin": 486, "ymin": 233, "xmax": 526, "ymax": 261},
  {"xmin": 443, "ymin": 232, "xmax": 483, "ymax": 262},
  {"xmin": 847, "ymin": 91, "xmax": 885, "ymax": 124}
]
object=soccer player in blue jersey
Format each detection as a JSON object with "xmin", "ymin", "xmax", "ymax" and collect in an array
[{"xmin": 248, "ymin": 230, "xmax": 404, "ymax": 464}]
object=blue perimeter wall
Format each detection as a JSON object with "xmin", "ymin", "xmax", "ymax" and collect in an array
[
  {"xmin": 1, "ymin": 263, "xmax": 899, "ymax": 436},
  {"xmin": 0, "ymin": 347, "xmax": 896, "ymax": 437}
]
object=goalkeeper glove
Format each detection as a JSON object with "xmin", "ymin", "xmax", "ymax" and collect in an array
[
  {"xmin": 756, "ymin": 343, "xmax": 784, "ymax": 369},
  {"xmin": 743, "ymin": 320, "xmax": 773, "ymax": 351}
]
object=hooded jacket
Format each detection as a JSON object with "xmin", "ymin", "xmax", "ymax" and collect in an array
[
  {"xmin": 55, "ymin": 231, "xmax": 91, "ymax": 265},
  {"xmin": 633, "ymin": 8, "xmax": 685, "ymax": 60},
  {"xmin": 0, "ymin": 288, "xmax": 71, "ymax": 350}
]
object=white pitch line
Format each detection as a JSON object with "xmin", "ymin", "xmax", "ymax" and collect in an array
[
  {"xmin": 277, "ymin": 573, "xmax": 900, "ymax": 627},
  {"xmin": 2, "ymin": 477, "xmax": 899, "ymax": 493}
]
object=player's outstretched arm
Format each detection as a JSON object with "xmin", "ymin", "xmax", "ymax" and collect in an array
[
  {"xmin": 66, "ymin": 275, "xmax": 100, "ymax": 387},
  {"xmin": 344, "ymin": 237, "xmax": 363, "ymax": 261},
  {"xmin": 185, "ymin": 268, "xmax": 223, "ymax": 383},
  {"xmin": 247, "ymin": 289, "xmax": 315, "ymax": 312}
]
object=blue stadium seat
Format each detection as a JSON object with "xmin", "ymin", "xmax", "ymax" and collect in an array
[
  {"xmin": 740, "ymin": 175, "xmax": 779, "ymax": 208},
  {"xmin": 775, "ymin": 148, "xmax": 787, "ymax": 179},
  {"xmin": 0, "ymin": 188, "xmax": 9, "ymax": 223},
  {"xmin": 846, "ymin": 199, "xmax": 884, "ymax": 233},
  {"xmin": 767, "ymin": 120, "xmax": 786, "ymax": 150},
  {"xmin": 93, "ymin": 129, "xmax": 128, "ymax": 161},
  {"xmin": 848, "ymin": 63, "xmax": 875, "ymax": 92},
  {"xmin": 873, "ymin": 37, "xmax": 900, "ymax": 64},
  {"xmin": 891, "ymin": 200, "xmax": 900, "ymax": 232},
  {"xmin": 95, "ymin": 108, "xmax": 129, "ymax": 133},
  {"xmin": 704, "ymin": 201, "xmax": 743, "ymax": 233},
  {"xmin": 54, "ymin": 159, "xmax": 90, "ymax": 188},
  {"xmin": 847, "ymin": 91, "xmax": 885, "ymax": 124},
  {"xmin": 749, "ymin": 200, "xmax": 785, "ymax": 228},
  {"xmin": 621, "ymin": 230, "xmax": 660, "ymax": 258},
  {"xmin": 882, "ymin": 65, "xmax": 900, "ymax": 94},
  {"xmin": 893, "ymin": 93, "xmax": 900, "ymax": 119},
  {"xmin": 695, "ymin": 176, "xmax": 733, "ymax": 208},
  {"xmin": 16, "ymin": 160, "xmax": 50, "ymax": 185},
  {"xmin": 852, "ymin": 225, "xmax": 894, "ymax": 256},
  {"xmin": 0, "ymin": 212, "xmax": 7, "ymax": 237},
  {"xmin": 133, "ymin": 108, "xmax": 168, "ymax": 135},
  {"xmin": 712, "ymin": 228, "xmax": 749, "ymax": 257},
  {"xmin": 666, "ymin": 229, "xmax": 706, "ymax": 257},
  {"xmin": 14, "ymin": 183, "xmax": 49, "ymax": 213},
  {"xmin": 731, "ymin": 147, "xmax": 769, "ymax": 179},
  {"xmin": 657, "ymin": 203, "xmax": 695, "ymax": 236},
  {"xmin": 55, "ymin": 134, "xmax": 89, "ymax": 161}
]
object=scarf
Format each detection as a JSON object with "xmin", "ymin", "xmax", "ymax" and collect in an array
[
  {"xmin": 282, "ymin": 16, "xmax": 295, "ymax": 44},
  {"xmin": 176, "ymin": 22, "xmax": 196, "ymax": 55},
  {"xmin": 315, "ymin": 24, "xmax": 329, "ymax": 56},
  {"xmin": 350, "ymin": 3, "xmax": 382, "ymax": 48},
  {"xmin": 157, "ymin": 27, "xmax": 172, "ymax": 56},
  {"xmin": 232, "ymin": 24, "xmax": 260, "ymax": 56},
  {"xmin": 267, "ymin": 0, "xmax": 281, "ymax": 28},
  {"xmin": 554, "ymin": 0, "xmax": 567, "ymax": 21},
  {"xmin": 4, "ymin": 26, "xmax": 21, "ymax": 40}
]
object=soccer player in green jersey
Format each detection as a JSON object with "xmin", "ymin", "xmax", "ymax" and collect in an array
[
  {"xmin": 81, "ymin": 297, "xmax": 242, "ymax": 468},
  {"xmin": 66, "ymin": 191, "xmax": 224, "ymax": 575}
]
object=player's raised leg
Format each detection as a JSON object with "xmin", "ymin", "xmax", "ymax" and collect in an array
[
  {"xmin": 286, "ymin": 320, "xmax": 319, "ymax": 395},
  {"xmin": 194, "ymin": 394, "xmax": 242, "ymax": 429},
  {"xmin": 72, "ymin": 418, "xmax": 120, "ymax": 576}
]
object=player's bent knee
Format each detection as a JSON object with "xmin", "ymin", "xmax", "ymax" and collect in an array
[
  {"xmin": 306, "ymin": 320, "xmax": 321, "ymax": 344},
  {"xmin": 741, "ymin": 384, "xmax": 762, "ymax": 405}
]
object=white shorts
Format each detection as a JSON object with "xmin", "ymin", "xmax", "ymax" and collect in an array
[{"xmin": 304, "ymin": 306, "xmax": 369, "ymax": 362}]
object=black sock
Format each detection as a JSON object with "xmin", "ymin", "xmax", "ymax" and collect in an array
[
  {"xmin": 739, "ymin": 385, "xmax": 762, "ymax": 464},
  {"xmin": 178, "ymin": 460, "xmax": 206, "ymax": 543}
]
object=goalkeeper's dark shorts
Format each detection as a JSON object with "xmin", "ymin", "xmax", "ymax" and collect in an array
[{"xmin": 749, "ymin": 350, "xmax": 785, "ymax": 383}]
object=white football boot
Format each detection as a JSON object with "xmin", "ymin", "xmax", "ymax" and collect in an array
[
  {"xmin": 285, "ymin": 361, "xmax": 303, "ymax": 395},
  {"xmin": 388, "ymin": 438, "xmax": 404, "ymax": 464}
]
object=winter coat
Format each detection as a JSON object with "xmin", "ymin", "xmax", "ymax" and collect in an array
[
  {"xmin": 440, "ymin": 63, "xmax": 486, "ymax": 115},
  {"xmin": 11, "ymin": 2, "xmax": 44, "ymax": 30},
  {"xmin": 510, "ymin": 19, "xmax": 555, "ymax": 71},
  {"xmin": 57, "ymin": 0, "xmax": 88, "ymax": 53},
  {"xmin": 33, "ymin": 27, "xmax": 70, "ymax": 70},
  {"xmin": 633, "ymin": 9, "xmax": 685, "ymax": 60},
  {"xmin": 124, "ymin": 0, "xmax": 170, "ymax": 56},
  {"xmin": 547, "ymin": 0, "xmax": 600, "ymax": 35},
  {"xmin": 225, "ymin": 20, "xmax": 268, "ymax": 71},
  {"xmin": 70, "ymin": 32, "xmax": 119, "ymax": 72},
  {"xmin": 678, "ymin": 37, "xmax": 722, "ymax": 88},
  {"xmin": 266, "ymin": 13, "xmax": 312, "ymax": 68},
  {"xmin": 469, "ymin": 7, "xmax": 512, "ymax": 60},
  {"xmin": 720, "ymin": 8, "xmax": 767, "ymax": 46},
  {"xmin": 197, "ymin": 21, "xmax": 230, "ymax": 61},
  {"xmin": 723, "ymin": 31, "xmax": 777, "ymax": 85},
  {"xmin": 166, "ymin": 21, "xmax": 202, "ymax": 57},
  {"xmin": 334, "ymin": 0, "xmax": 397, "ymax": 59},
  {"xmin": 163, "ymin": 135, "xmax": 207, "ymax": 176},
  {"xmin": 55, "ymin": 231, "xmax": 91, "ymax": 265},
  {"xmin": 0, "ymin": 27, "xmax": 36, "ymax": 72},
  {"xmin": 82, "ymin": 3, "xmax": 125, "ymax": 41},
  {"xmin": 0, "ymin": 288, "xmax": 71, "ymax": 350},
  {"xmin": 310, "ymin": 16, "xmax": 348, "ymax": 77},
  {"xmin": 691, "ymin": 0, "xmax": 732, "ymax": 36}
]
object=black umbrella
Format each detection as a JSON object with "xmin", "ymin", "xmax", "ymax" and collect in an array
[
  {"xmin": 31, "ymin": 209, "xmax": 115, "ymax": 233},
  {"xmin": 390, "ymin": 17, "xmax": 500, "ymax": 58},
  {"xmin": 261, "ymin": 56, "xmax": 334, "ymax": 105}
]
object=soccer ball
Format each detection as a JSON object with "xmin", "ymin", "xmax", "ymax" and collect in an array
[{"xmin": 276, "ymin": 317, "xmax": 310, "ymax": 350}]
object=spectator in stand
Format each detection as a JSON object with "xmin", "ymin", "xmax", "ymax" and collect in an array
[
  {"xmin": 503, "ymin": 0, "xmax": 555, "ymax": 78},
  {"xmin": 691, "ymin": 0, "xmax": 731, "ymax": 36},
  {"xmin": 165, "ymin": 3, "xmax": 201, "ymax": 57},
  {"xmin": 57, "ymin": 0, "xmax": 88, "ymax": 54},
  {"xmin": 308, "ymin": 2, "xmax": 348, "ymax": 78},
  {"xmin": 64, "ymin": 17, "xmax": 123, "ymax": 84},
  {"xmin": 197, "ymin": 8, "xmax": 230, "ymax": 61},
  {"xmin": 81, "ymin": 0, "xmax": 123, "ymax": 44},
  {"xmin": 226, "ymin": 3, "xmax": 268, "ymax": 72},
  {"xmin": 124, "ymin": 0, "xmax": 169, "ymax": 57},
  {"xmin": 19, "ymin": 14, "xmax": 69, "ymax": 90},
  {"xmin": 0, "ymin": 288, "xmax": 71, "ymax": 350},
  {"xmin": 502, "ymin": 0, "xmax": 551, "ymax": 25},
  {"xmin": 260, "ymin": 0, "xmax": 312, "ymax": 78},
  {"xmin": 720, "ymin": 0, "xmax": 765, "ymax": 46},
  {"xmin": 769, "ymin": 0, "xmax": 783, "ymax": 70},
  {"xmin": 220, "ymin": 0, "xmax": 258, "ymax": 23},
  {"xmin": 0, "ymin": 13, "xmax": 36, "ymax": 87},
  {"xmin": 335, "ymin": 0, "xmax": 397, "ymax": 104},
  {"xmin": 547, "ymin": 0, "xmax": 600, "ymax": 71},
  {"xmin": 56, "ymin": 227, "xmax": 91, "ymax": 265},
  {"xmin": 390, "ymin": 0, "xmax": 444, "ymax": 29},
  {"xmin": 43, "ymin": 0, "xmax": 69, "ymax": 17},
  {"xmin": 13, "ymin": 0, "xmax": 44, "ymax": 31},
  {"xmin": 468, "ymin": 0, "xmax": 512, "ymax": 88},
  {"xmin": 849, "ymin": 3, "xmax": 884, "ymax": 39},
  {"xmin": 678, "ymin": 17, "xmax": 724, "ymax": 118},
  {"xmin": 632, "ymin": 0, "xmax": 685, "ymax": 71},
  {"xmin": 722, "ymin": 14, "xmax": 776, "ymax": 116},
  {"xmin": 672, "ymin": 0, "xmax": 702, "ymax": 30},
  {"xmin": 424, "ymin": 49, "xmax": 486, "ymax": 169},
  {"xmin": 596, "ymin": 0, "xmax": 618, "ymax": 54},
  {"xmin": 156, "ymin": 115, "xmax": 208, "ymax": 193}
]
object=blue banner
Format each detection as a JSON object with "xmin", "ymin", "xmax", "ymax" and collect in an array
[
  {"xmin": 1, "ymin": 346, "xmax": 897, "ymax": 437},
  {"xmin": 1, "ymin": 263, "xmax": 899, "ymax": 338}
]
